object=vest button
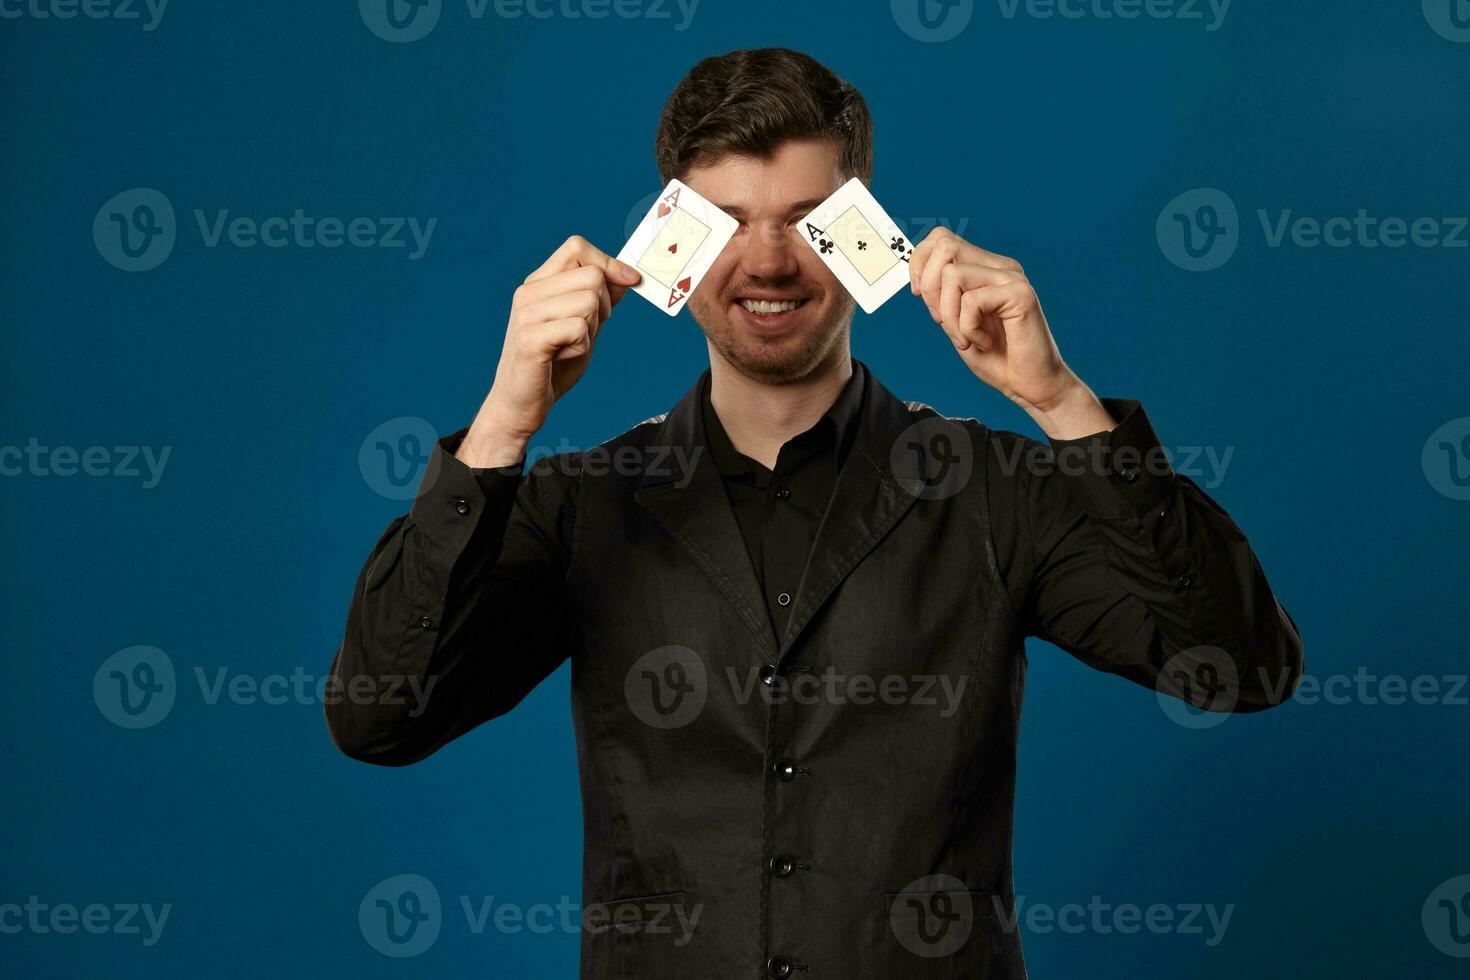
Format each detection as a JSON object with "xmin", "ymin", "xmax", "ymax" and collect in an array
[
  {"xmin": 766, "ymin": 955, "xmax": 795, "ymax": 978},
  {"xmin": 769, "ymin": 855, "xmax": 797, "ymax": 878},
  {"xmin": 760, "ymin": 664, "xmax": 777, "ymax": 685}
]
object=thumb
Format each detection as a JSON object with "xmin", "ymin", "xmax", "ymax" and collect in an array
[{"xmin": 607, "ymin": 258, "xmax": 642, "ymax": 285}]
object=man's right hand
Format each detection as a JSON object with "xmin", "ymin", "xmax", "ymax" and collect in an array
[{"xmin": 457, "ymin": 236, "xmax": 641, "ymax": 468}]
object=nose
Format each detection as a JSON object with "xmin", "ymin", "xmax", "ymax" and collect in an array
[{"xmin": 739, "ymin": 220, "xmax": 801, "ymax": 281}]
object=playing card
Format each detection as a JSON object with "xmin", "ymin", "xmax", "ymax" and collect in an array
[
  {"xmin": 799, "ymin": 177, "xmax": 915, "ymax": 314},
  {"xmin": 617, "ymin": 179, "xmax": 738, "ymax": 316}
]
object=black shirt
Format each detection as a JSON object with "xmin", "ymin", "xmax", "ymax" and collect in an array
[
  {"xmin": 332, "ymin": 359, "xmax": 1302, "ymax": 760},
  {"xmin": 328, "ymin": 362, "xmax": 1304, "ymax": 979},
  {"xmin": 698, "ymin": 364, "xmax": 866, "ymax": 638}
]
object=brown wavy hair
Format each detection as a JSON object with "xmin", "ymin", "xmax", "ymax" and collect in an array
[{"xmin": 655, "ymin": 48, "xmax": 873, "ymax": 185}]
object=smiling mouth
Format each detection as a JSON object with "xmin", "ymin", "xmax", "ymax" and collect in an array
[{"xmin": 737, "ymin": 298, "xmax": 809, "ymax": 315}]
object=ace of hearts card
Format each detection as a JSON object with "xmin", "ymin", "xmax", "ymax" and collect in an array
[{"xmin": 617, "ymin": 179, "xmax": 739, "ymax": 316}]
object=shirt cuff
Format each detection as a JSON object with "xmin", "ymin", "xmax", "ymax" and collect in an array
[
  {"xmin": 407, "ymin": 427, "xmax": 524, "ymax": 549},
  {"xmin": 1047, "ymin": 399, "xmax": 1173, "ymax": 518}
]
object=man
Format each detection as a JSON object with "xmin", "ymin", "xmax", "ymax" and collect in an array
[{"xmin": 328, "ymin": 48, "xmax": 1302, "ymax": 978}]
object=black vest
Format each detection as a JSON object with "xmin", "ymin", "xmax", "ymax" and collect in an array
[{"xmin": 563, "ymin": 367, "xmax": 1027, "ymax": 978}]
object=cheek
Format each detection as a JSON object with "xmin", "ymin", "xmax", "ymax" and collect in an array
[
  {"xmin": 696, "ymin": 251, "xmax": 739, "ymax": 300},
  {"xmin": 798, "ymin": 249, "xmax": 842, "ymax": 295}
]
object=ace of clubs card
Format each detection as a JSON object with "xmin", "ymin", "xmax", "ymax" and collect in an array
[{"xmin": 799, "ymin": 177, "xmax": 915, "ymax": 314}]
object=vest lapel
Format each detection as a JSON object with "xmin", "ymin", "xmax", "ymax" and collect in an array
[
  {"xmin": 632, "ymin": 367, "xmax": 926, "ymax": 660},
  {"xmin": 778, "ymin": 373, "xmax": 921, "ymax": 656},
  {"xmin": 634, "ymin": 375, "xmax": 778, "ymax": 656}
]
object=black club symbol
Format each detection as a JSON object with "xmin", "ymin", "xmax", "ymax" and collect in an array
[
  {"xmin": 890, "ymin": 236, "xmax": 906, "ymax": 253},
  {"xmin": 819, "ymin": 238, "xmax": 834, "ymax": 254},
  {"xmin": 857, "ymin": 240, "xmax": 868, "ymax": 251}
]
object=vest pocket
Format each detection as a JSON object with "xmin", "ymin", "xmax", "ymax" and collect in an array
[
  {"xmin": 878, "ymin": 885, "xmax": 1023, "ymax": 978},
  {"xmin": 580, "ymin": 889, "xmax": 700, "ymax": 979}
]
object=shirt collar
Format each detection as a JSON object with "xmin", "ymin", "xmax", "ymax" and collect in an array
[{"xmin": 700, "ymin": 361, "xmax": 868, "ymax": 478}]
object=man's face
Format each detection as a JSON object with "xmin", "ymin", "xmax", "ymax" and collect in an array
[{"xmin": 682, "ymin": 139, "xmax": 855, "ymax": 384}]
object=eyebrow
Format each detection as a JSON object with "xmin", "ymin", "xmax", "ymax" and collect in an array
[{"xmin": 717, "ymin": 198, "xmax": 829, "ymax": 221}]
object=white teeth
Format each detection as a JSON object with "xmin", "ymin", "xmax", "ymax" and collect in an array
[{"xmin": 739, "ymin": 298, "xmax": 802, "ymax": 314}]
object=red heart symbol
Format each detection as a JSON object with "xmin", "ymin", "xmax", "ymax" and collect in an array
[
  {"xmin": 667, "ymin": 243, "xmax": 678, "ymax": 254},
  {"xmin": 676, "ymin": 276, "xmax": 691, "ymax": 293},
  {"xmin": 656, "ymin": 203, "xmax": 672, "ymax": 218}
]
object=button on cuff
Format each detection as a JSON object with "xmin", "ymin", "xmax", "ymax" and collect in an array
[
  {"xmin": 408, "ymin": 428, "xmax": 522, "ymax": 552},
  {"xmin": 1048, "ymin": 399, "xmax": 1174, "ymax": 518}
]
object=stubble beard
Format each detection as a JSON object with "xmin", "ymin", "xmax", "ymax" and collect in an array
[{"xmin": 690, "ymin": 293, "xmax": 856, "ymax": 385}]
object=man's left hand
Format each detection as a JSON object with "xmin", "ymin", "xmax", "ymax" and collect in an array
[{"xmin": 909, "ymin": 227, "xmax": 1115, "ymax": 440}]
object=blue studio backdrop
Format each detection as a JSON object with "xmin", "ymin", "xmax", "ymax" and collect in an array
[{"xmin": 3, "ymin": 1, "xmax": 1469, "ymax": 976}]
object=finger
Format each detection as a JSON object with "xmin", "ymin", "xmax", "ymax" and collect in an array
[
  {"xmin": 959, "ymin": 291, "xmax": 1001, "ymax": 352},
  {"xmin": 577, "ymin": 280, "xmax": 614, "ymax": 347},
  {"xmin": 957, "ymin": 281, "xmax": 1034, "ymax": 347},
  {"xmin": 524, "ymin": 317, "xmax": 593, "ymax": 362},
  {"xmin": 605, "ymin": 259, "xmax": 636, "ymax": 308},
  {"xmin": 912, "ymin": 228, "xmax": 1025, "ymax": 298},
  {"xmin": 596, "ymin": 282, "xmax": 611, "ymax": 331},
  {"xmin": 527, "ymin": 289, "xmax": 603, "ymax": 328},
  {"xmin": 936, "ymin": 264, "xmax": 968, "ymax": 351},
  {"xmin": 940, "ymin": 264, "xmax": 1027, "ymax": 330},
  {"xmin": 518, "ymin": 264, "xmax": 613, "ymax": 303},
  {"xmin": 915, "ymin": 234, "xmax": 960, "ymax": 313},
  {"xmin": 525, "ymin": 235, "xmax": 642, "ymax": 288},
  {"xmin": 947, "ymin": 239, "xmax": 1023, "ymax": 274},
  {"xmin": 939, "ymin": 264, "xmax": 1028, "ymax": 345},
  {"xmin": 908, "ymin": 227, "xmax": 953, "ymax": 297}
]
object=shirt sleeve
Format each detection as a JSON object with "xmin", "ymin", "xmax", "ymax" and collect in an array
[
  {"xmin": 325, "ymin": 429, "xmax": 581, "ymax": 765},
  {"xmin": 992, "ymin": 400, "xmax": 1303, "ymax": 712}
]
